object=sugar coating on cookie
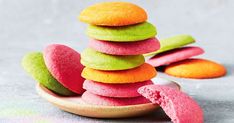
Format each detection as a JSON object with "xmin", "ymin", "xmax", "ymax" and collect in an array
[
  {"xmin": 79, "ymin": 2, "xmax": 147, "ymax": 26},
  {"xmin": 82, "ymin": 63, "xmax": 157, "ymax": 83},
  {"xmin": 83, "ymin": 80, "xmax": 153, "ymax": 98},
  {"xmin": 22, "ymin": 52, "xmax": 75, "ymax": 96},
  {"xmin": 43, "ymin": 44, "xmax": 85, "ymax": 94},
  {"xmin": 165, "ymin": 58, "xmax": 226, "ymax": 79},
  {"xmin": 86, "ymin": 22, "xmax": 157, "ymax": 42},
  {"xmin": 138, "ymin": 85, "xmax": 203, "ymax": 123},
  {"xmin": 89, "ymin": 38, "xmax": 160, "ymax": 55},
  {"xmin": 81, "ymin": 48, "xmax": 145, "ymax": 70},
  {"xmin": 81, "ymin": 91, "xmax": 150, "ymax": 106},
  {"xmin": 147, "ymin": 46, "xmax": 204, "ymax": 67},
  {"xmin": 144, "ymin": 34, "xmax": 195, "ymax": 56}
]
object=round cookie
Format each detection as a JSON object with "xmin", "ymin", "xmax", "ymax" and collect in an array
[
  {"xmin": 43, "ymin": 44, "xmax": 85, "ymax": 94},
  {"xmin": 79, "ymin": 2, "xmax": 147, "ymax": 26},
  {"xmin": 147, "ymin": 46, "xmax": 204, "ymax": 67},
  {"xmin": 82, "ymin": 63, "xmax": 157, "ymax": 83},
  {"xmin": 138, "ymin": 85, "xmax": 203, "ymax": 123},
  {"xmin": 165, "ymin": 58, "xmax": 226, "ymax": 79},
  {"xmin": 88, "ymin": 38, "xmax": 160, "ymax": 55},
  {"xmin": 81, "ymin": 91, "xmax": 150, "ymax": 106},
  {"xmin": 86, "ymin": 22, "xmax": 157, "ymax": 42},
  {"xmin": 144, "ymin": 34, "xmax": 195, "ymax": 56},
  {"xmin": 83, "ymin": 80, "xmax": 153, "ymax": 98},
  {"xmin": 81, "ymin": 48, "xmax": 145, "ymax": 70},
  {"xmin": 22, "ymin": 52, "xmax": 75, "ymax": 96}
]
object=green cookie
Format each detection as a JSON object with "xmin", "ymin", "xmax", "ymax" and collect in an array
[
  {"xmin": 86, "ymin": 22, "xmax": 157, "ymax": 42},
  {"xmin": 22, "ymin": 52, "xmax": 75, "ymax": 96},
  {"xmin": 81, "ymin": 48, "xmax": 145, "ymax": 70},
  {"xmin": 144, "ymin": 34, "xmax": 195, "ymax": 56}
]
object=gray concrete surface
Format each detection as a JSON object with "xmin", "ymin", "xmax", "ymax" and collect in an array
[{"xmin": 0, "ymin": 0, "xmax": 234, "ymax": 122}]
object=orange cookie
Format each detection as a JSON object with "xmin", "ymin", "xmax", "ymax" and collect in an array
[
  {"xmin": 79, "ymin": 2, "xmax": 147, "ymax": 26},
  {"xmin": 165, "ymin": 58, "xmax": 226, "ymax": 79},
  {"xmin": 82, "ymin": 63, "xmax": 156, "ymax": 83}
]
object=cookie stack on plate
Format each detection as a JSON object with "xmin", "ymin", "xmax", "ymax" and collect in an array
[{"xmin": 79, "ymin": 2, "xmax": 160, "ymax": 106}]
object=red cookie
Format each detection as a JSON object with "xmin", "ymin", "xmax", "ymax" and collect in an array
[
  {"xmin": 83, "ymin": 80, "xmax": 153, "ymax": 98},
  {"xmin": 88, "ymin": 38, "xmax": 160, "ymax": 55},
  {"xmin": 43, "ymin": 44, "xmax": 85, "ymax": 94},
  {"xmin": 138, "ymin": 85, "xmax": 203, "ymax": 123},
  {"xmin": 147, "ymin": 46, "xmax": 204, "ymax": 67},
  {"xmin": 81, "ymin": 91, "xmax": 150, "ymax": 106}
]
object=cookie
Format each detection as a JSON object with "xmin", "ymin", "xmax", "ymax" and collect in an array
[
  {"xmin": 81, "ymin": 91, "xmax": 150, "ymax": 106},
  {"xmin": 88, "ymin": 38, "xmax": 160, "ymax": 55},
  {"xmin": 86, "ymin": 22, "xmax": 156, "ymax": 42},
  {"xmin": 165, "ymin": 58, "xmax": 226, "ymax": 79},
  {"xmin": 43, "ymin": 44, "xmax": 85, "ymax": 94},
  {"xmin": 79, "ymin": 2, "xmax": 147, "ymax": 26},
  {"xmin": 81, "ymin": 63, "xmax": 156, "ymax": 83},
  {"xmin": 83, "ymin": 80, "xmax": 153, "ymax": 98},
  {"xmin": 81, "ymin": 48, "xmax": 145, "ymax": 70},
  {"xmin": 147, "ymin": 46, "xmax": 204, "ymax": 67},
  {"xmin": 144, "ymin": 34, "xmax": 195, "ymax": 56},
  {"xmin": 22, "ymin": 52, "xmax": 75, "ymax": 96},
  {"xmin": 138, "ymin": 85, "xmax": 203, "ymax": 123}
]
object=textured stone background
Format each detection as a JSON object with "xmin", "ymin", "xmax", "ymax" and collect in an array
[{"xmin": 0, "ymin": 0, "xmax": 234, "ymax": 123}]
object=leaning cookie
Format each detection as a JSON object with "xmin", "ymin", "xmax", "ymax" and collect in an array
[
  {"xmin": 138, "ymin": 85, "xmax": 203, "ymax": 123},
  {"xmin": 83, "ymin": 80, "xmax": 153, "ymax": 98},
  {"xmin": 22, "ymin": 52, "xmax": 75, "ymax": 96},
  {"xmin": 81, "ymin": 91, "xmax": 150, "ymax": 106},
  {"xmin": 81, "ymin": 48, "xmax": 145, "ymax": 70},
  {"xmin": 147, "ymin": 46, "xmax": 204, "ymax": 67},
  {"xmin": 86, "ymin": 22, "xmax": 156, "ymax": 42},
  {"xmin": 88, "ymin": 38, "xmax": 160, "ymax": 55},
  {"xmin": 82, "ymin": 63, "xmax": 156, "ymax": 84},
  {"xmin": 43, "ymin": 44, "xmax": 85, "ymax": 94},
  {"xmin": 144, "ymin": 34, "xmax": 195, "ymax": 57},
  {"xmin": 79, "ymin": 2, "xmax": 147, "ymax": 26},
  {"xmin": 165, "ymin": 58, "xmax": 226, "ymax": 79}
]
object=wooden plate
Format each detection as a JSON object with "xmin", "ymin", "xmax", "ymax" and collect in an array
[{"xmin": 36, "ymin": 77, "xmax": 180, "ymax": 118}]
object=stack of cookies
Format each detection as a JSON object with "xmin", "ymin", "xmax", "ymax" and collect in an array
[
  {"xmin": 145, "ymin": 34, "xmax": 204, "ymax": 67},
  {"xmin": 79, "ymin": 2, "xmax": 160, "ymax": 106},
  {"xmin": 145, "ymin": 34, "xmax": 226, "ymax": 79}
]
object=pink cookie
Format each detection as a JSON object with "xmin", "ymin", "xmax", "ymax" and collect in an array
[
  {"xmin": 83, "ymin": 80, "xmax": 153, "ymax": 98},
  {"xmin": 88, "ymin": 38, "xmax": 160, "ymax": 55},
  {"xmin": 43, "ymin": 44, "xmax": 85, "ymax": 94},
  {"xmin": 138, "ymin": 85, "xmax": 203, "ymax": 123},
  {"xmin": 82, "ymin": 91, "xmax": 150, "ymax": 106},
  {"xmin": 147, "ymin": 46, "xmax": 204, "ymax": 67}
]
